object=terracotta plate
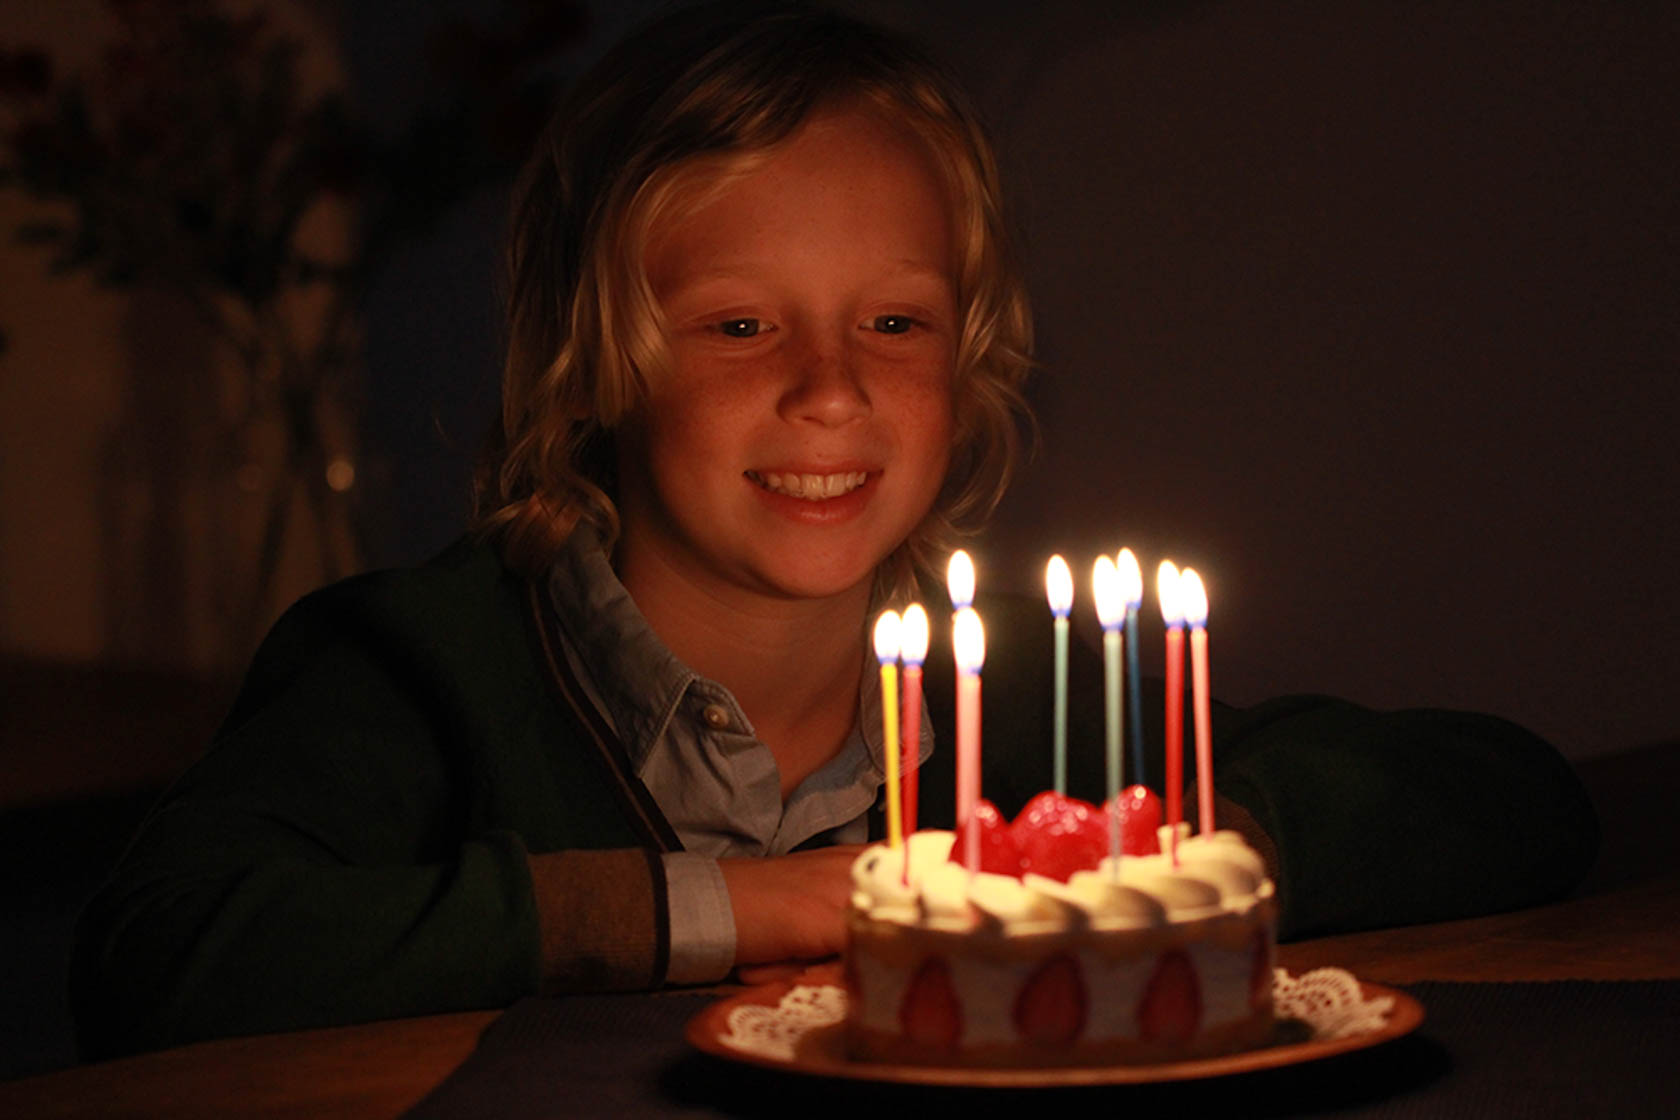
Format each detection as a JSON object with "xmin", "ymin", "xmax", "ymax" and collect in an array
[{"xmin": 685, "ymin": 962, "xmax": 1425, "ymax": 1088}]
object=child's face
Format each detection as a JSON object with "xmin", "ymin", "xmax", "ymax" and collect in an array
[{"xmin": 617, "ymin": 104, "xmax": 957, "ymax": 604}]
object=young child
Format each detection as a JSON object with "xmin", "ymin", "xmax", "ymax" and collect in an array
[{"xmin": 71, "ymin": 3, "xmax": 1596, "ymax": 1058}]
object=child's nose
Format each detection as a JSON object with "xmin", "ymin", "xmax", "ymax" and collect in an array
[{"xmin": 777, "ymin": 343, "xmax": 871, "ymax": 427}]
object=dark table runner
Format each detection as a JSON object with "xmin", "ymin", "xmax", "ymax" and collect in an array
[{"xmin": 406, "ymin": 981, "xmax": 1680, "ymax": 1118}]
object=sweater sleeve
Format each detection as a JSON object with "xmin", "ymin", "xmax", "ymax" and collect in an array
[
  {"xmin": 71, "ymin": 561, "xmax": 667, "ymax": 1059},
  {"xmin": 1209, "ymin": 695, "xmax": 1600, "ymax": 940}
]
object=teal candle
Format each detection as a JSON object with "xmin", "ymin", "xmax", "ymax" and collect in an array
[
  {"xmin": 1125, "ymin": 606, "xmax": 1143, "ymax": 783},
  {"xmin": 1046, "ymin": 555, "xmax": 1073, "ymax": 795}
]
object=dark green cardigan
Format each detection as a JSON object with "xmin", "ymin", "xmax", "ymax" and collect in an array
[{"xmin": 70, "ymin": 537, "xmax": 1597, "ymax": 1057}]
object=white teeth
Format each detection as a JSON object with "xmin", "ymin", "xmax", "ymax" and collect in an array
[{"xmin": 752, "ymin": 470, "xmax": 868, "ymax": 501}]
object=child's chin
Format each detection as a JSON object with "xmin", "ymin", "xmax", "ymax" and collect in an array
[{"xmin": 746, "ymin": 552, "xmax": 882, "ymax": 603}]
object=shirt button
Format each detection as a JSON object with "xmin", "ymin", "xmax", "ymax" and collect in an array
[{"xmin": 701, "ymin": 703, "xmax": 732, "ymax": 731}]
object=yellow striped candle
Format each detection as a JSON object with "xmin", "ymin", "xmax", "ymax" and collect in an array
[{"xmin": 873, "ymin": 609, "xmax": 904, "ymax": 849}]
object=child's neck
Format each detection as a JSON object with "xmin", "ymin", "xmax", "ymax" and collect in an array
[{"xmin": 617, "ymin": 555, "xmax": 869, "ymax": 802}]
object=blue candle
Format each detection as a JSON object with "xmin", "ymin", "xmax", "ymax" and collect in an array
[{"xmin": 1118, "ymin": 548, "xmax": 1145, "ymax": 787}]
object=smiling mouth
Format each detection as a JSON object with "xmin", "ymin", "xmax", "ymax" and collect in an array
[{"xmin": 746, "ymin": 469, "xmax": 870, "ymax": 500}]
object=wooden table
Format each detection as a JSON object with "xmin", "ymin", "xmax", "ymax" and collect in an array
[{"xmin": 4, "ymin": 741, "xmax": 1674, "ymax": 1118}]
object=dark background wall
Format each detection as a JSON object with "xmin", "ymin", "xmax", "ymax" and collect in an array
[
  {"xmin": 0, "ymin": 0, "xmax": 1674, "ymax": 1080},
  {"xmin": 355, "ymin": 0, "xmax": 1678, "ymax": 761},
  {"xmin": 2, "ymin": 0, "xmax": 1673, "ymax": 765}
]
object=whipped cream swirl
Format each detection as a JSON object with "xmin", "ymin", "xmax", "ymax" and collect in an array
[{"xmin": 849, "ymin": 826, "xmax": 1273, "ymax": 933}]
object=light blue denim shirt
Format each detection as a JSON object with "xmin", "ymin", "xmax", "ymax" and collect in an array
[{"xmin": 547, "ymin": 528, "xmax": 934, "ymax": 983}]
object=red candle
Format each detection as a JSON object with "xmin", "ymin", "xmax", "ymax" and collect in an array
[
  {"xmin": 1181, "ymin": 569, "xmax": 1215, "ymax": 837},
  {"xmin": 900, "ymin": 603, "xmax": 930, "ymax": 839},
  {"xmin": 1158, "ymin": 560, "xmax": 1185, "ymax": 863}
]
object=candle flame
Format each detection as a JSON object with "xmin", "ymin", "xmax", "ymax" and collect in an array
[
  {"xmin": 1045, "ymin": 555, "xmax": 1073, "ymax": 617},
  {"xmin": 1092, "ymin": 554, "xmax": 1124, "ymax": 629},
  {"xmin": 1117, "ymin": 548, "xmax": 1143, "ymax": 609},
  {"xmin": 947, "ymin": 550, "xmax": 975, "ymax": 610},
  {"xmin": 1180, "ymin": 568, "xmax": 1209, "ymax": 629},
  {"xmin": 1158, "ymin": 559, "xmax": 1184, "ymax": 627},
  {"xmin": 873, "ymin": 609, "xmax": 902, "ymax": 663},
  {"xmin": 953, "ymin": 607, "xmax": 986, "ymax": 675},
  {"xmin": 900, "ymin": 603, "xmax": 930, "ymax": 666}
]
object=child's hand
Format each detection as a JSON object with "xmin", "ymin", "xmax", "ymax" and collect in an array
[{"xmin": 720, "ymin": 845, "xmax": 862, "ymax": 974}]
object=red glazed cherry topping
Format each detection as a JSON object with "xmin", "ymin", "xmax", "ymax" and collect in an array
[
  {"xmin": 899, "ymin": 957, "xmax": 963, "ymax": 1048},
  {"xmin": 948, "ymin": 798, "xmax": 1025, "ymax": 877},
  {"xmin": 1011, "ymin": 791, "xmax": 1107, "ymax": 882},
  {"xmin": 1106, "ymin": 784, "xmax": 1164, "ymax": 856},
  {"xmin": 1012, "ymin": 953, "xmax": 1087, "ymax": 1045}
]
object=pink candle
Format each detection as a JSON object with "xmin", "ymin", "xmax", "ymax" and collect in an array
[
  {"xmin": 947, "ymin": 553, "xmax": 979, "ymax": 868},
  {"xmin": 1181, "ymin": 569, "xmax": 1214, "ymax": 837},
  {"xmin": 900, "ymin": 604, "xmax": 930, "ymax": 839},
  {"xmin": 1158, "ymin": 561, "xmax": 1185, "ymax": 863},
  {"xmin": 953, "ymin": 606, "xmax": 986, "ymax": 872}
]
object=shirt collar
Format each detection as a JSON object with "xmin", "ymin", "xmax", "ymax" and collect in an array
[
  {"xmin": 546, "ymin": 526, "xmax": 699, "ymax": 771},
  {"xmin": 545, "ymin": 526, "xmax": 936, "ymax": 814}
]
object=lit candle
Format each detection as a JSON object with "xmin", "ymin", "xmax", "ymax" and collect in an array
[
  {"xmin": 947, "ymin": 550, "xmax": 975, "ymax": 611},
  {"xmin": 1158, "ymin": 560, "xmax": 1185, "ymax": 864},
  {"xmin": 1118, "ymin": 548, "xmax": 1145, "ymax": 787},
  {"xmin": 873, "ymin": 610, "xmax": 904, "ymax": 849},
  {"xmin": 899, "ymin": 603, "xmax": 930, "ymax": 841},
  {"xmin": 1092, "ymin": 555, "xmax": 1125, "ymax": 873},
  {"xmin": 1180, "ymin": 569, "xmax": 1215, "ymax": 837},
  {"xmin": 952, "ymin": 606, "xmax": 986, "ymax": 872},
  {"xmin": 1045, "ymin": 555, "xmax": 1073, "ymax": 795}
]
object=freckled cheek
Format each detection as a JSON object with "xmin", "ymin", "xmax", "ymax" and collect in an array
[{"xmin": 891, "ymin": 384, "xmax": 957, "ymax": 482}]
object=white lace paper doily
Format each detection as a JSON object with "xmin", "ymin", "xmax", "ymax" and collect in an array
[{"xmin": 720, "ymin": 967, "xmax": 1393, "ymax": 1062}]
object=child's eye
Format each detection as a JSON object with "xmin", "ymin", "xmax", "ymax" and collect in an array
[
  {"xmin": 870, "ymin": 315, "xmax": 919, "ymax": 335},
  {"xmin": 716, "ymin": 318, "xmax": 763, "ymax": 338}
]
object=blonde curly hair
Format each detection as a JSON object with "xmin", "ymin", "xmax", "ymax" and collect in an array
[{"xmin": 474, "ymin": 3, "xmax": 1033, "ymax": 600}]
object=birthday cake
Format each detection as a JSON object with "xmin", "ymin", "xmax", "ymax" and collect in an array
[{"xmin": 843, "ymin": 795, "xmax": 1277, "ymax": 1068}]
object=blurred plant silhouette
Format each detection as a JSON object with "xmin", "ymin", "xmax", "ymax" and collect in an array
[{"xmin": 1, "ymin": 0, "xmax": 582, "ymax": 659}]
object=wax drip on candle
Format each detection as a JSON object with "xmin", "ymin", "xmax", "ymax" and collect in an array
[
  {"xmin": 873, "ymin": 610, "xmax": 903, "ymax": 849},
  {"xmin": 1158, "ymin": 559, "xmax": 1185, "ymax": 866},
  {"xmin": 1092, "ymin": 554, "xmax": 1124, "ymax": 876},
  {"xmin": 1180, "ymin": 568, "xmax": 1215, "ymax": 839},
  {"xmin": 899, "ymin": 603, "xmax": 929, "ymax": 843},
  {"xmin": 1045, "ymin": 555, "xmax": 1073, "ymax": 796}
]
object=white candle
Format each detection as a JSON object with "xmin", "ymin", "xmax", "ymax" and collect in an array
[{"xmin": 1092, "ymin": 554, "xmax": 1124, "ymax": 874}]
